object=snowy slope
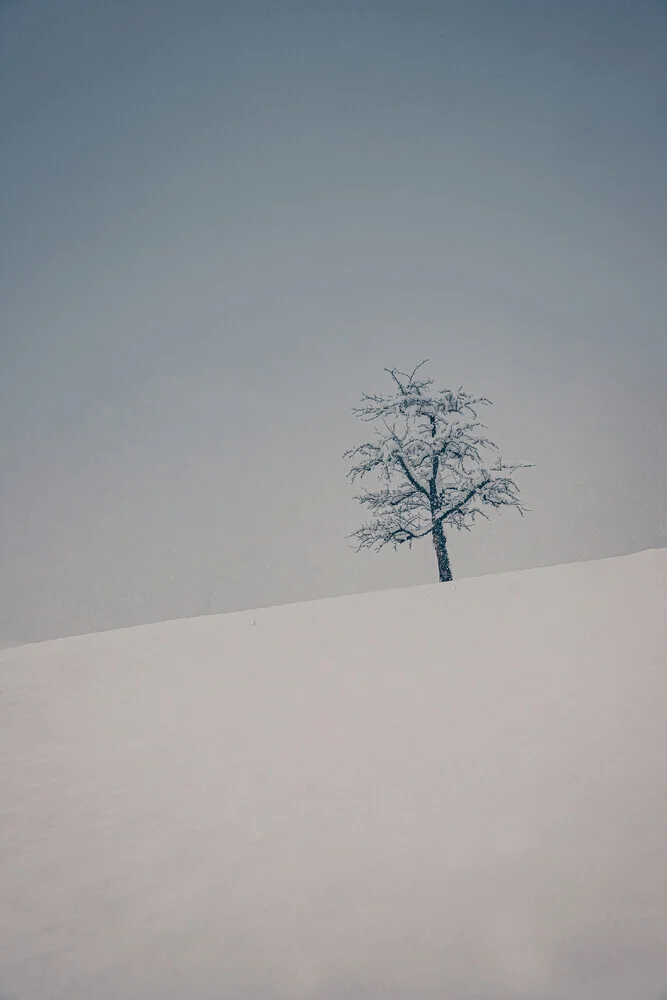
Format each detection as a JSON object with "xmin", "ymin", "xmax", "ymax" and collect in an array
[{"xmin": 1, "ymin": 550, "xmax": 666, "ymax": 1000}]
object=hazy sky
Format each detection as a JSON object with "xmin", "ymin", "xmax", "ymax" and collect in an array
[{"xmin": 2, "ymin": 0, "xmax": 666, "ymax": 642}]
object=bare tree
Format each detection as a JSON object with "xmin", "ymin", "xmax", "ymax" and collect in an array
[{"xmin": 344, "ymin": 361, "xmax": 533, "ymax": 582}]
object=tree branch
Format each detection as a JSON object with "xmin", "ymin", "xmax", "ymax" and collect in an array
[{"xmin": 396, "ymin": 455, "xmax": 429, "ymax": 497}]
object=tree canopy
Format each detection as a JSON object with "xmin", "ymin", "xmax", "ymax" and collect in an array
[{"xmin": 345, "ymin": 361, "xmax": 532, "ymax": 581}]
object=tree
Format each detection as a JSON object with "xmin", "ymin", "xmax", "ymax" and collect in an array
[{"xmin": 344, "ymin": 361, "xmax": 533, "ymax": 582}]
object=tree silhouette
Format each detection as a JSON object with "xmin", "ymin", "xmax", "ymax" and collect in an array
[{"xmin": 345, "ymin": 361, "xmax": 533, "ymax": 581}]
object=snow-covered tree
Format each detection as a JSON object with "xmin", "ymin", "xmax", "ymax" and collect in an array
[{"xmin": 344, "ymin": 361, "xmax": 533, "ymax": 582}]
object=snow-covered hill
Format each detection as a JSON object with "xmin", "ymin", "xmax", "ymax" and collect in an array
[{"xmin": 1, "ymin": 550, "xmax": 666, "ymax": 1000}]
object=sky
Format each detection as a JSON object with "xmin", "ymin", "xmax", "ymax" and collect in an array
[
  {"xmin": 1, "ymin": 0, "xmax": 666, "ymax": 642},
  {"xmin": 2, "ymin": 549, "xmax": 666, "ymax": 998}
]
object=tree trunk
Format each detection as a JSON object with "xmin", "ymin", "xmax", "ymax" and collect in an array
[{"xmin": 432, "ymin": 518, "xmax": 453, "ymax": 582}]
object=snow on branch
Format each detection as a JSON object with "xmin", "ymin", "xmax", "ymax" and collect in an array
[{"xmin": 344, "ymin": 361, "xmax": 533, "ymax": 580}]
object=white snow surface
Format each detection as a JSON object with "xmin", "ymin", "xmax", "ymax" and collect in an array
[{"xmin": 1, "ymin": 550, "xmax": 667, "ymax": 1000}]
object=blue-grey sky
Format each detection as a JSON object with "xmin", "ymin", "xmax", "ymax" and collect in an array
[{"xmin": 2, "ymin": 0, "xmax": 666, "ymax": 642}]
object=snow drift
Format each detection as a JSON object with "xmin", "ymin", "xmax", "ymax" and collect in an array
[{"xmin": 1, "ymin": 550, "xmax": 666, "ymax": 1000}]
